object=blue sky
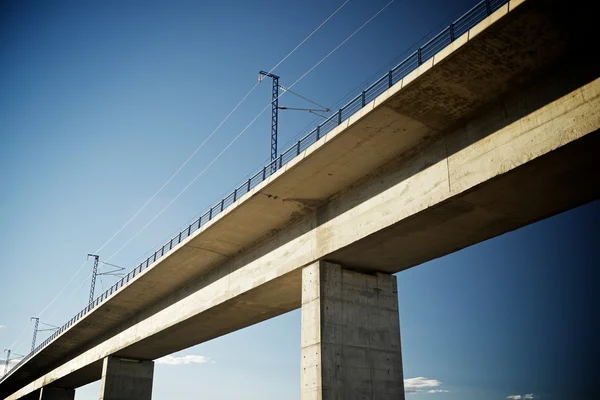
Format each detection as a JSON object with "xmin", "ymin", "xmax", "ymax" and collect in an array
[{"xmin": 0, "ymin": 0, "xmax": 597, "ymax": 399}]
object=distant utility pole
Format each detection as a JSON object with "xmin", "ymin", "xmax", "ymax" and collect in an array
[
  {"xmin": 30, "ymin": 317, "xmax": 39, "ymax": 352},
  {"xmin": 258, "ymin": 71, "xmax": 280, "ymax": 168},
  {"xmin": 2, "ymin": 349, "xmax": 23, "ymax": 377},
  {"xmin": 87, "ymin": 254, "xmax": 100, "ymax": 310},
  {"xmin": 30, "ymin": 318, "xmax": 58, "ymax": 352},
  {"xmin": 86, "ymin": 254, "xmax": 125, "ymax": 310},
  {"xmin": 258, "ymin": 71, "xmax": 329, "ymax": 172},
  {"xmin": 3, "ymin": 349, "xmax": 10, "ymax": 377}
]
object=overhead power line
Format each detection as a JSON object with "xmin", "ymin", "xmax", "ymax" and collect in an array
[
  {"xmin": 5, "ymin": 0, "xmax": 352, "ymax": 357},
  {"xmin": 279, "ymin": 85, "xmax": 330, "ymax": 112},
  {"xmin": 92, "ymin": 0, "xmax": 352, "ymax": 260},
  {"xmin": 103, "ymin": 0, "xmax": 396, "ymax": 264},
  {"xmin": 280, "ymin": 4, "xmax": 455, "ymax": 150},
  {"xmin": 6, "ymin": 259, "xmax": 90, "ymax": 353},
  {"xmin": 122, "ymin": 0, "xmax": 455, "ymax": 274},
  {"xmin": 42, "ymin": 269, "xmax": 94, "ymax": 329}
]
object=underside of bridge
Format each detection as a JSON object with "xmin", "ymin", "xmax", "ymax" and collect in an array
[{"xmin": 2, "ymin": 0, "xmax": 599, "ymax": 398}]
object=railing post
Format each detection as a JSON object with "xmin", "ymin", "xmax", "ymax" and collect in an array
[
  {"xmin": 417, "ymin": 48, "xmax": 422, "ymax": 65},
  {"xmin": 209, "ymin": 208, "xmax": 212, "ymax": 219},
  {"xmin": 188, "ymin": 225, "xmax": 191, "ymax": 236},
  {"xmin": 262, "ymin": 166, "xmax": 266, "ymax": 180},
  {"xmin": 450, "ymin": 23, "xmax": 455, "ymax": 41},
  {"xmin": 297, "ymin": 140, "xmax": 301, "ymax": 155},
  {"xmin": 247, "ymin": 178, "xmax": 251, "ymax": 192},
  {"xmin": 233, "ymin": 188, "xmax": 237, "ymax": 202},
  {"xmin": 178, "ymin": 232, "xmax": 182, "ymax": 243},
  {"xmin": 337, "ymin": 109, "xmax": 342, "ymax": 125},
  {"xmin": 485, "ymin": 0, "xmax": 491, "ymax": 15},
  {"xmin": 278, "ymin": 154, "xmax": 283, "ymax": 168},
  {"xmin": 220, "ymin": 199, "xmax": 224, "ymax": 212},
  {"xmin": 316, "ymin": 125, "xmax": 320, "ymax": 140},
  {"xmin": 388, "ymin": 70, "xmax": 393, "ymax": 88},
  {"xmin": 361, "ymin": 91, "xmax": 366, "ymax": 107}
]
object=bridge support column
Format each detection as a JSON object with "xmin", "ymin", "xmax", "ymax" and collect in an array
[
  {"xmin": 99, "ymin": 356, "xmax": 154, "ymax": 400},
  {"xmin": 39, "ymin": 388, "xmax": 75, "ymax": 400},
  {"xmin": 300, "ymin": 261, "xmax": 405, "ymax": 400}
]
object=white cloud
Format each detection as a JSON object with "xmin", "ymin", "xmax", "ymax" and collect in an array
[
  {"xmin": 404, "ymin": 377, "xmax": 448, "ymax": 394},
  {"xmin": 405, "ymin": 377, "xmax": 442, "ymax": 391},
  {"xmin": 507, "ymin": 395, "xmax": 534, "ymax": 399},
  {"xmin": 0, "ymin": 325, "xmax": 5, "ymax": 329},
  {"xmin": 156, "ymin": 354, "xmax": 211, "ymax": 366}
]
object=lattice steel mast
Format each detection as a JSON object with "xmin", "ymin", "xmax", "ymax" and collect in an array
[
  {"xmin": 30, "ymin": 317, "xmax": 39, "ymax": 352},
  {"xmin": 3, "ymin": 349, "xmax": 10, "ymax": 377},
  {"xmin": 258, "ymin": 71, "xmax": 280, "ymax": 167},
  {"xmin": 87, "ymin": 254, "xmax": 100, "ymax": 309},
  {"xmin": 258, "ymin": 71, "xmax": 329, "ymax": 171}
]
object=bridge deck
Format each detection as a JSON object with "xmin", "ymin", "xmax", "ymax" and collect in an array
[{"xmin": 2, "ymin": 0, "xmax": 599, "ymax": 398}]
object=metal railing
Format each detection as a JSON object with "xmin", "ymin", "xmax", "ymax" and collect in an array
[{"xmin": 1, "ymin": 0, "xmax": 508, "ymax": 383}]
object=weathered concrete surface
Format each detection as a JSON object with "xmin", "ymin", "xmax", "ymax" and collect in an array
[
  {"xmin": 2, "ymin": 0, "xmax": 599, "ymax": 398},
  {"xmin": 301, "ymin": 261, "xmax": 404, "ymax": 400},
  {"xmin": 38, "ymin": 388, "xmax": 74, "ymax": 400},
  {"xmin": 98, "ymin": 357, "xmax": 153, "ymax": 400}
]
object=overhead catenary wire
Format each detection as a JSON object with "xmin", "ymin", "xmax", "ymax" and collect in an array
[
  {"xmin": 279, "ymin": 107, "xmax": 329, "ymax": 119},
  {"xmin": 104, "ymin": 0, "xmax": 395, "ymax": 264},
  {"xmin": 2, "ymin": 0, "xmax": 469, "ymax": 363},
  {"xmin": 6, "ymin": 258, "xmax": 90, "ymax": 353},
  {"xmin": 38, "ymin": 322, "xmax": 59, "ymax": 329},
  {"xmin": 41, "ymin": 261, "xmax": 124, "ymax": 327},
  {"xmin": 124, "ymin": 0, "xmax": 452, "ymax": 274},
  {"xmin": 279, "ymin": 85, "xmax": 330, "ymax": 111},
  {"xmin": 97, "ymin": 260, "xmax": 126, "ymax": 276},
  {"xmin": 98, "ymin": 260, "xmax": 125, "ymax": 270},
  {"xmin": 90, "ymin": 0, "xmax": 352, "ymax": 259},
  {"xmin": 279, "ymin": 0, "xmax": 395, "ymax": 108},
  {"xmin": 9, "ymin": 263, "xmax": 94, "ymax": 355},
  {"xmin": 3, "ymin": 0, "xmax": 352, "ymax": 358},
  {"xmin": 282, "ymin": 8, "xmax": 465, "ymax": 149},
  {"xmin": 40, "ymin": 260, "xmax": 126, "ymax": 340},
  {"xmin": 35, "ymin": 259, "xmax": 89, "ymax": 318},
  {"xmin": 1, "ymin": 351, "xmax": 23, "ymax": 376},
  {"xmin": 5, "ymin": 326, "xmax": 29, "ymax": 357},
  {"xmin": 41, "ymin": 270, "xmax": 94, "ymax": 328},
  {"xmin": 9, "ymin": 272, "xmax": 93, "ymax": 356},
  {"xmin": 8, "ymin": 0, "xmax": 398, "ymax": 362}
]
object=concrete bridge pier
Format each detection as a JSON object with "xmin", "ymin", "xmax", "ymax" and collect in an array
[
  {"xmin": 99, "ymin": 356, "xmax": 154, "ymax": 400},
  {"xmin": 300, "ymin": 261, "xmax": 405, "ymax": 400}
]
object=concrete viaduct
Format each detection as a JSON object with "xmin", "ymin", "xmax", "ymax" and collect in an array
[{"xmin": 1, "ymin": 0, "xmax": 598, "ymax": 398}]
